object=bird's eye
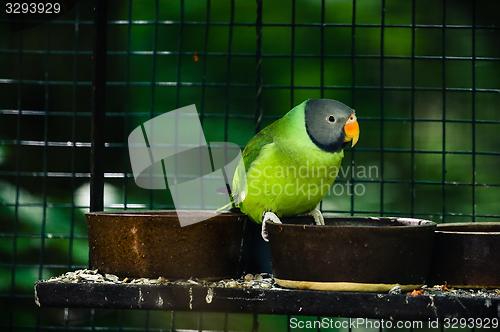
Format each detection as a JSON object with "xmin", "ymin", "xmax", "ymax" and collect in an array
[{"xmin": 327, "ymin": 115, "xmax": 336, "ymax": 123}]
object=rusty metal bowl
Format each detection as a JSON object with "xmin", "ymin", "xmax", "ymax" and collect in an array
[
  {"xmin": 430, "ymin": 222, "xmax": 500, "ymax": 288},
  {"xmin": 267, "ymin": 216, "xmax": 436, "ymax": 292},
  {"xmin": 86, "ymin": 211, "xmax": 247, "ymax": 279}
]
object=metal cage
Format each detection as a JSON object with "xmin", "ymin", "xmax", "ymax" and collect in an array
[{"xmin": 1, "ymin": 0, "xmax": 499, "ymax": 330}]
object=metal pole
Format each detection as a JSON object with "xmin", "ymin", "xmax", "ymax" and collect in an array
[{"xmin": 90, "ymin": 0, "xmax": 107, "ymax": 212}]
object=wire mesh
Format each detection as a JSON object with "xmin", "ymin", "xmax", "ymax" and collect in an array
[{"xmin": 1, "ymin": 0, "xmax": 499, "ymax": 331}]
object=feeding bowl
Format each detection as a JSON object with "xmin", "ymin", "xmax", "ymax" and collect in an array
[
  {"xmin": 267, "ymin": 216, "xmax": 436, "ymax": 292},
  {"xmin": 430, "ymin": 222, "xmax": 500, "ymax": 288},
  {"xmin": 86, "ymin": 211, "xmax": 246, "ymax": 279}
]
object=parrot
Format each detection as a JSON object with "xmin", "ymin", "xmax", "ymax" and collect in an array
[{"xmin": 230, "ymin": 99, "xmax": 360, "ymax": 240}]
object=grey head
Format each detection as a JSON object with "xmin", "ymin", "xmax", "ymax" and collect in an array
[{"xmin": 304, "ymin": 99, "xmax": 356, "ymax": 152}]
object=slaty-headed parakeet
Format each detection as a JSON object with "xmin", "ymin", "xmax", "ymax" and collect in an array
[{"xmin": 231, "ymin": 99, "xmax": 359, "ymax": 239}]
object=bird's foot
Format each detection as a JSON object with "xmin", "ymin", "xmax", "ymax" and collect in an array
[
  {"xmin": 261, "ymin": 211, "xmax": 282, "ymax": 242},
  {"xmin": 308, "ymin": 208, "xmax": 325, "ymax": 226}
]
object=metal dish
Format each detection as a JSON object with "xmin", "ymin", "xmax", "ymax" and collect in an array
[
  {"xmin": 267, "ymin": 216, "xmax": 436, "ymax": 292},
  {"xmin": 430, "ymin": 222, "xmax": 500, "ymax": 288},
  {"xmin": 86, "ymin": 211, "xmax": 246, "ymax": 279}
]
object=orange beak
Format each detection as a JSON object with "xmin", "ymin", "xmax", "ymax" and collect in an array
[{"xmin": 344, "ymin": 114, "xmax": 360, "ymax": 147}]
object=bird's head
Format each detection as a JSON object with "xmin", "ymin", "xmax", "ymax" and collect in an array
[{"xmin": 304, "ymin": 99, "xmax": 360, "ymax": 152}]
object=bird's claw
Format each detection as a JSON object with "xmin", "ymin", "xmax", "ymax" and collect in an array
[
  {"xmin": 309, "ymin": 208, "xmax": 325, "ymax": 225},
  {"xmin": 261, "ymin": 211, "xmax": 282, "ymax": 242}
]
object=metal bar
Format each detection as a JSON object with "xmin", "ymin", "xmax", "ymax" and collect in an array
[
  {"xmin": 1, "ymin": 18, "xmax": 499, "ymax": 29},
  {"xmin": 36, "ymin": 22, "xmax": 51, "ymax": 332},
  {"xmin": 9, "ymin": 78, "xmax": 500, "ymax": 93},
  {"xmin": 169, "ymin": 310, "xmax": 175, "ymax": 332},
  {"xmin": 8, "ymin": 23, "xmax": 24, "ymax": 332},
  {"xmin": 350, "ymin": 0, "xmax": 357, "ymax": 216},
  {"xmin": 223, "ymin": 0, "xmax": 235, "ymax": 324},
  {"xmin": 320, "ymin": 0, "xmax": 325, "ymax": 99},
  {"xmin": 68, "ymin": 0, "xmax": 81, "ymax": 269},
  {"xmin": 251, "ymin": 313, "xmax": 259, "ymax": 332},
  {"xmin": 441, "ymin": 0, "xmax": 447, "ymax": 223},
  {"xmin": 223, "ymin": 0, "xmax": 235, "ymax": 142},
  {"xmin": 34, "ymin": 281, "xmax": 500, "ymax": 319},
  {"xmin": 2, "ymin": 144, "xmax": 500, "ymax": 161},
  {"xmin": 148, "ymin": 0, "xmax": 160, "ymax": 211},
  {"xmin": 3, "ymin": 79, "xmax": 500, "ymax": 93},
  {"xmin": 290, "ymin": 0, "xmax": 296, "ymax": 107},
  {"xmin": 318, "ymin": 0, "xmax": 326, "ymax": 215},
  {"xmin": 122, "ymin": 0, "xmax": 133, "ymax": 211},
  {"xmin": 90, "ymin": 0, "xmax": 108, "ymax": 212},
  {"xmin": 4, "ymin": 48, "xmax": 500, "ymax": 61},
  {"xmin": 144, "ymin": 0, "xmax": 161, "ymax": 327},
  {"xmin": 255, "ymin": 0, "xmax": 263, "ymax": 132},
  {"xmin": 169, "ymin": 1, "xmax": 185, "ymax": 326},
  {"xmin": 0, "ymin": 233, "xmax": 88, "ymax": 239},
  {"xmin": 197, "ymin": 311, "xmax": 203, "ymax": 332},
  {"xmin": 4, "ymin": 109, "xmax": 500, "ymax": 125},
  {"xmin": 410, "ymin": 0, "xmax": 416, "ymax": 217},
  {"xmin": 196, "ymin": 0, "xmax": 212, "ymax": 215},
  {"xmin": 174, "ymin": 0, "xmax": 185, "ymax": 109},
  {"xmin": 200, "ymin": 0, "xmax": 212, "ymax": 125},
  {"xmin": 379, "ymin": 0, "xmax": 386, "ymax": 216},
  {"xmin": 2, "ymin": 175, "xmax": 500, "ymax": 190},
  {"xmin": 316, "ymin": 2, "xmax": 327, "ymax": 328},
  {"xmin": 1, "ymin": 326, "xmax": 177, "ymax": 332},
  {"xmin": 0, "ymin": 263, "xmax": 87, "ymax": 269},
  {"xmin": 90, "ymin": 308, "xmax": 95, "ymax": 332},
  {"xmin": 471, "ymin": 0, "xmax": 477, "ymax": 222},
  {"xmin": 1, "ymin": 206, "xmax": 499, "ymax": 233}
]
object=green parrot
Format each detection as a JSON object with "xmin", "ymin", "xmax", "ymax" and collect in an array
[{"xmin": 231, "ymin": 99, "xmax": 360, "ymax": 240}]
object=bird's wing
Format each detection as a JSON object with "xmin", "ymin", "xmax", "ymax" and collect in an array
[
  {"xmin": 228, "ymin": 121, "xmax": 278, "ymax": 208},
  {"xmin": 242, "ymin": 125, "xmax": 276, "ymax": 171}
]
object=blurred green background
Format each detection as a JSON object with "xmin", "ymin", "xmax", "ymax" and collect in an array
[{"xmin": 0, "ymin": 0, "xmax": 499, "ymax": 331}]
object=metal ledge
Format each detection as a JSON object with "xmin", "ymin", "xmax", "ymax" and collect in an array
[{"xmin": 35, "ymin": 281, "xmax": 500, "ymax": 320}]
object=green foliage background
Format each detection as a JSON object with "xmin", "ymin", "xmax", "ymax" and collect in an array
[{"xmin": 0, "ymin": 0, "xmax": 499, "ymax": 331}]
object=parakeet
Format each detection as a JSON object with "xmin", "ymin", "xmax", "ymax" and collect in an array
[{"xmin": 231, "ymin": 99, "xmax": 359, "ymax": 238}]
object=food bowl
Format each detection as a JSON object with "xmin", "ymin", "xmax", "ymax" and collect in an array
[
  {"xmin": 267, "ymin": 216, "xmax": 436, "ymax": 292},
  {"xmin": 86, "ymin": 211, "xmax": 247, "ymax": 279},
  {"xmin": 430, "ymin": 222, "xmax": 500, "ymax": 288}
]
